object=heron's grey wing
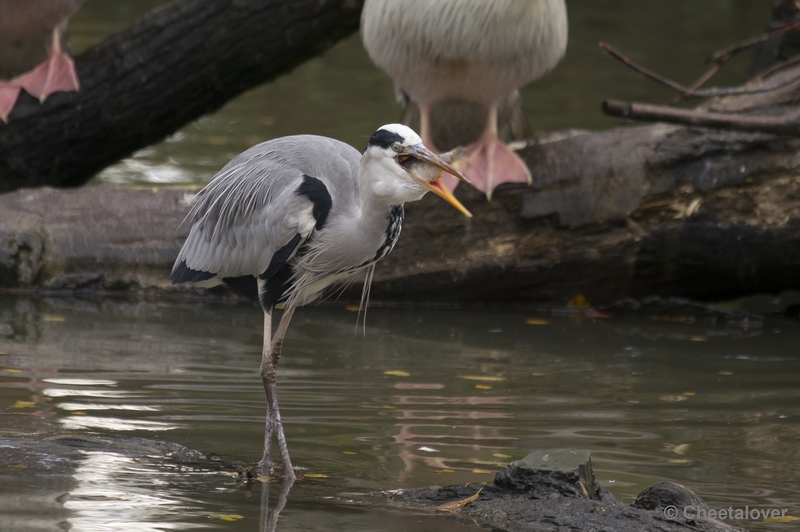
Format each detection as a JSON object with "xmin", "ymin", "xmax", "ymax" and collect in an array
[{"xmin": 171, "ymin": 135, "xmax": 361, "ymax": 285}]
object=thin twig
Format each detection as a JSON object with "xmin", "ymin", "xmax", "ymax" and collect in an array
[
  {"xmin": 600, "ymin": 42, "xmax": 800, "ymax": 99},
  {"xmin": 708, "ymin": 17, "xmax": 800, "ymax": 65},
  {"xmin": 674, "ymin": 16, "xmax": 800, "ymax": 102},
  {"xmin": 602, "ymin": 98, "xmax": 800, "ymax": 135}
]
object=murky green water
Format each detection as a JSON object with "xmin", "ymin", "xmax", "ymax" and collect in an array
[
  {"xmin": 1, "ymin": 295, "xmax": 798, "ymax": 531},
  {"xmin": 66, "ymin": 0, "xmax": 771, "ymax": 186}
]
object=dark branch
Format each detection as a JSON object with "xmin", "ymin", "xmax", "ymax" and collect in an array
[
  {"xmin": 0, "ymin": 0, "xmax": 364, "ymax": 194},
  {"xmin": 599, "ymin": 42, "xmax": 799, "ymax": 99},
  {"xmin": 602, "ymin": 99, "xmax": 800, "ymax": 135}
]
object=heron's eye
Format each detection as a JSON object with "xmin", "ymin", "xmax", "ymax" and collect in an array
[{"xmin": 391, "ymin": 143, "xmax": 403, "ymax": 153}]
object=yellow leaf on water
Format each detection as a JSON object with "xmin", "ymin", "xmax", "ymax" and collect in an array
[
  {"xmin": 345, "ymin": 305, "xmax": 366, "ymax": 312},
  {"xmin": 525, "ymin": 318, "xmax": 550, "ymax": 325},
  {"xmin": 71, "ymin": 411, "xmax": 87, "ymax": 416},
  {"xmin": 689, "ymin": 336, "xmax": 708, "ymax": 342},
  {"xmin": 718, "ymin": 370, "xmax": 734, "ymax": 375},
  {"xmin": 342, "ymin": 451, "xmax": 357, "ymax": 455},
  {"xmin": 8, "ymin": 464, "xmax": 27, "ymax": 469},
  {"xmin": 383, "ymin": 370, "xmax": 410, "ymax": 377},
  {"xmin": 493, "ymin": 453, "xmax": 513, "ymax": 459},
  {"xmin": 531, "ymin": 372, "xmax": 546, "ymax": 377},
  {"xmin": 43, "ymin": 316, "xmax": 66, "ymax": 322},
  {"xmin": 431, "ymin": 469, "xmax": 455, "ymax": 474},
  {"xmin": 10, "ymin": 401, "xmax": 35, "ymax": 409},
  {"xmin": 472, "ymin": 469, "xmax": 494, "ymax": 474},
  {"xmin": 303, "ymin": 473, "xmax": 328, "ymax": 479},
  {"xmin": 683, "ymin": 391, "xmax": 696, "ymax": 396},
  {"xmin": 567, "ymin": 295, "xmax": 591, "ymax": 309},
  {"xmin": 668, "ymin": 459, "xmax": 691, "ymax": 464},
  {"xmin": 210, "ymin": 514, "xmax": 244, "ymax": 522},
  {"xmin": 0, "ymin": 351, "xmax": 8, "ymax": 355},
  {"xmin": 766, "ymin": 515, "xmax": 799, "ymax": 523},
  {"xmin": 1, "ymin": 368, "xmax": 21, "ymax": 373},
  {"xmin": 458, "ymin": 376, "xmax": 504, "ymax": 382},
  {"xmin": 475, "ymin": 384, "xmax": 492, "ymax": 390}
]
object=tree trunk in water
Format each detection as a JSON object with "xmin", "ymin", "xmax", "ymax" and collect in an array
[{"xmin": 0, "ymin": 0, "xmax": 363, "ymax": 193}]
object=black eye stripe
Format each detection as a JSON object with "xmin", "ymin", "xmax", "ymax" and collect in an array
[{"xmin": 367, "ymin": 129, "xmax": 405, "ymax": 150}]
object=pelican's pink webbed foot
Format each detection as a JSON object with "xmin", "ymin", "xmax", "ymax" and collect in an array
[
  {"xmin": 16, "ymin": 29, "xmax": 79, "ymax": 103},
  {"xmin": 0, "ymin": 82, "xmax": 22, "ymax": 123},
  {"xmin": 440, "ymin": 132, "xmax": 531, "ymax": 200}
]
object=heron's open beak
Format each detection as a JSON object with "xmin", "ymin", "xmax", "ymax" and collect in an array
[{"xmin": 407, "ymin": 145, "xmax": 473, "ymax": 218}]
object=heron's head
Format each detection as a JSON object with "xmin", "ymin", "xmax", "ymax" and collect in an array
[{"xmin": 362, "ymin": 124, "xmax": 472, "ymax": 217}]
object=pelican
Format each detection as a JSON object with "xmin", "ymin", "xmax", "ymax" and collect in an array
[
  {"xmin": 0, "ymin": 0, "xmax": 86, "ymax": 122},
  {"xmin": 171, "ymin": 124, "xmax": 472, "ymax": 479},
  {"xmin": 361, "ymin": 0, "xmax": 568, "ymax": 199}
]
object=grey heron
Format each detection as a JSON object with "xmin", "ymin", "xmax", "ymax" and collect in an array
[
  {"xmin": 0, "ymin": 0, "xmax": 86, "ymax": 122},
  {"xmin": 171, "ymin": 124, "xmax": 472, "ymax": 480},
  {"xmin": 361, "ymin": 0, "xmax": 568, "ymax": 199}
]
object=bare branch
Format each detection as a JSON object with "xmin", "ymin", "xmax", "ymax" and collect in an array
[
  {"xmin": 599, "ymin": 42, "xmax": 800, "ymax": 99},
  {"xmin": 602, "ymin": 98, "xmax": 800, "ymax": 135}
]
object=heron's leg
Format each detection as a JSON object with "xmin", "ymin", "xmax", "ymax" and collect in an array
[
  {"xmin": 260, "ymin": 310, "xmax": 274, "ymax": 469},
  {"xmin": 260, "ymin": 306, "xmax": 297, "ymax": 480}
]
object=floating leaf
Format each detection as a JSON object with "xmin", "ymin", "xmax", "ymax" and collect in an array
[
  {"xmin": 475, "ymin": 384, "xmax": 492, "ymax": 390},
  {"xmin": 668, "ymin": 459, "xmax": 691, "ymax": 464},
  {"xmin": 472, "ymin": 469, "xmax": 494, "ymax": 474},
  {"xmin": 683, "ymin": 391, "xmax": 696, "ymax": 397},
  {"xmin": 303, "ymin": 473, "xmax": 328, "ymax": 479},
  {"xmin": 43, "ymin": 316, "xmax": 66, "ymax": 322},
  {"xmin": 718, "ymin": 370, "xmax": 733, "ymax": 376},
  {"xmin": 345, "ymin": 305, "xmax": 366, "ymax": 312},
  {"xmin": 431, "ymin": 469, "xmax": 455, "ymax": 474},
  {"xmin": 0, "ymin": 351, "xmax": 8, "ymax": 355},
  {"xmin": 530, "ymin": 372, "xmax": 546, "ymax": 377},
  {"xmin": 7, "ymin": 464, "xmax": 27, "ymax": 469},
  {"xmin": 766, "ymin": 515, "xmax": 799, "ymax": 523},
  {"xmin": 342, "ymin": 451, "xmax": 357, "ymax": 455},
  {"xmin": 567, "ymin": 295, "xmax": 591, "ymax": 309},
  {"xmin": 383, "ymin": 370, "xmax": 410, "ymax": 377},
  {"xmin": 458, "ymin": 376, "xmax": 504, "ymax": 382},
  {"xmin": 1, "ymin": 368, "xmax": 21, "ymax": 373},
  {"xmin": 525, "ymin": 318, "xmax": 549, "ymax": 325},
  {"xmin": 10, "ymin": 401, "xmax": 35, "ymax": 409},
  {"xmin": 493, "ymin": 453, "xmax": 513, "ymax": 459},
  {"xmin": 436, "ymin": 488, "xmax": 482, "ymax": 513},
  {"xmin": 210, "ymin": 514, "xmax": 244, "ymax": 522},
  {"xmin": 689, "ymin": 336, "xmax": 708, "ymax": 342},
  {"xmin": 71, "ymin": 411, "xmax": 87, "ymax": 416}
]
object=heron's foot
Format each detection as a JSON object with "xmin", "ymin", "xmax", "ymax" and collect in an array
[
  {"xmin": 442, "ymin": 134, "xmax": 532, "ymax": 200},
  {"xmin": 0, "ymin": 81, "xmax": 22, "ymax": 123},
  {"xmin": 16, "ymin": 43, "xmax": 79, "ymax": 103}
]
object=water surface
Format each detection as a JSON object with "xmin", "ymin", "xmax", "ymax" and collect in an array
[{"xmin": 1, "ymin": 295, "xmax": 798, "ymax": 530}]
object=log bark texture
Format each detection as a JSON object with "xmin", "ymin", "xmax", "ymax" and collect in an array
[{"xmin": 0, "ymin": 0, "xmax": 363, "ymax": 193}]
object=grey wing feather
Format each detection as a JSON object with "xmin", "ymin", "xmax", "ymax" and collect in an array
[{"xmin": 173, "ymin": 135, "xmax": 361, "ymax": 280}]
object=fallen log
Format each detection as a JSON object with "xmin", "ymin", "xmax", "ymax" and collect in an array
[
  {"xmin": 0, "ymin": 0, "xmax": 363, "ymax": 193},
  {"xmin": 3, "ymin": 59, "xmax": 800, "ymax": 305}
]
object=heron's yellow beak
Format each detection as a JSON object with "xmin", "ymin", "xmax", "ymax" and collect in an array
[{"xmin": 407, "ymin": 145, "xmax": 473, "ymax": 218}]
